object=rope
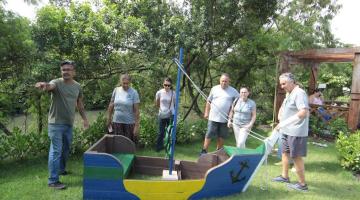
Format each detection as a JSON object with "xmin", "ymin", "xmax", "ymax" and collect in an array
[
  {"xmin": 174, "ymin": 57, "xmax": 275, "ymax": 191},
  {"xmin": 260, "ymin": 155, "xmax": 269, "ymax": 191},
  {"xmin": 173, "ymin": 58, "xmax": 265, "ymax": 143},
  {"xmin": 164, "ymin": 123, "xmax": 174, "ymax": 158}
]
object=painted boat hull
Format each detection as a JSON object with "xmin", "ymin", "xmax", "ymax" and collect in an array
[{"xmin": 83, "ymin": 135, "xmax": 266, "ymax": 200}]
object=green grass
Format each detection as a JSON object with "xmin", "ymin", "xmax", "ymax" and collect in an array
[{"xmin": 1, "ymin": 131, "xmax": 359, "ymax": 200}]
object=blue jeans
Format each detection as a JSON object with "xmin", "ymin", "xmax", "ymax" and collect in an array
[
  {"xmin": 48, "ymin": 124, "xmax": 73, "ymax": 184},
  {"xmin": 156, "ymin": 116, "xmax": 173, "ymax": 151}
]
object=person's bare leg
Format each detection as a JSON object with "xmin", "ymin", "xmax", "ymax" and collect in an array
[
  {"xmin": 203, "ymin": 138, "xmax": 211, "ymax": 151},
  {"xmin": 282, "ymin": 153, "xmax": 290, "ymax": 179},
  {"xmin": 293, "ymin": 156, "xmax": 306, "ymax": 185},
  {"xmin": 216, "ymin": 137, "xmax": 224, "ymax": 150}
]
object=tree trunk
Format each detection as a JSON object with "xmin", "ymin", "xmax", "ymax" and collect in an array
[
  {"xmin": 37, "ymin": 94, "xmax": 43, "ymax": 133},
  {"xmin": 0, "ymin": 121, "xmax": 11, "ymax": 135}
]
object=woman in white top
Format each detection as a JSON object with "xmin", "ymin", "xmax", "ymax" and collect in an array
[
  {"xmin": 227, "ymin": 87, "xmax": 256, "ymax": 148},
  {"xmin": 155, "ymin": 77, "xmax": 175, "ymax": 152}
]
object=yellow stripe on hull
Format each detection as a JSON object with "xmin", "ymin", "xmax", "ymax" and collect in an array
[{"xmin": 124, "ymin": 179, "xmax": 205, "ymax": 200}]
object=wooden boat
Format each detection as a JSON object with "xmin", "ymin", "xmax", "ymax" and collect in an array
[{"xmin": 83, "ymin": 134, "xmax": 267, "ymax": 200}]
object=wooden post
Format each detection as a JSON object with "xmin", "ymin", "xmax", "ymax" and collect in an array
[
  {"xmin": 308, "ymin": 62, "xmax": 319, "ymax": 95},
  {"xmin": 274, "ymin": 54, "xmax": 291, "ymax": 123},
  {"xmin": 348, "ymin": 53, "xmax": 360, "ymax": 131}
]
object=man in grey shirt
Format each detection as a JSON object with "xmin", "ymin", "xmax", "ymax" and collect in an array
[
  {"xmin": 200, "ymin": 73, "xmax": 239, "ymax": 154},
  {"xmin": 272, "ymin": 73, "xmax": 309, "ymax": 192},
  {"xmin": 35, "ymin": 61, "xmax": 89, "ymax": 190}
]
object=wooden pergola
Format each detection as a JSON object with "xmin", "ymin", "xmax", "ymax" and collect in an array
[{"xmin": 275, "ymin": 47, "xmax": 360, "ymax": 131}]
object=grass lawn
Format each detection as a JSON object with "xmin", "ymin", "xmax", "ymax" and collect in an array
[{"xmin": 1, "ymin": 131, "xmax": 359, "ymax": 200}]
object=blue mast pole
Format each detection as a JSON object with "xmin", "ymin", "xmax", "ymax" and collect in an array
[{"xmin": 169, "ymin": 47, "xmax": 183, "ymax": 175}]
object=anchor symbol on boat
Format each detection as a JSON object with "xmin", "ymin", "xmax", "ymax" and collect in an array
[{"xmin": 230, "ymin": 160, "xmax": 249, "ymax": 184}]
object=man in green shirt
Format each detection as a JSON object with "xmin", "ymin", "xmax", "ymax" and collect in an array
[{"xmin": 35, "ymin": 61, "xmax": 89, "ymax": 190}]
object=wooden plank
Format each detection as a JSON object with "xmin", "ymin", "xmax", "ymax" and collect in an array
[
  {"xmin": 84, "ymin": 166, "xmax": 123, "ymax": 180},
  {"xmin": 286, "ymin": 47, "xmax": 360, "ymax": 60},
  {"xmin": 180, "ymin": 161, "xmax": 211, "ymax": 179},
  {"xmin": 84, "ymin": 153, "xmax": 122, "ymax": 168},
  {"xmin": 124, "ymin": 180, "xmax": 204, "ymax": 200},
  {"xmin": 274, "ymin": 55, "xmax": 290, "ymax": 124},
  {"xmin": 348, "ymin": 53, "xmax": 360, "ymax": 130},
  {"xmin": 189, "ymin": 154, "xmax": 263, "ymax": 200},
  {"xmin": 308, "ymin": 62, "xmax": 319, "ymax": 95},
  {"xmin": 83, "ymin": 179, "xmax": 123, "ymax": 190},
  {"xmin": 133, "ymin": 156, "xmax": 176, "ymax": 176},
  {"xmin": 105, "ymin": 135, "xmax": 136, "ymax": 154},
  {"xmin": 86, "ymin": 135, "xmax": 107, "ymax": 153},
  {"xmin": 84, "ymin": 190, "xmax": 139, "ymax": 200}
]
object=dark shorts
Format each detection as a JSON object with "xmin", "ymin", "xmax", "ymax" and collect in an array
[
  {"xmin": 112, "ymin": 122, "xmax": 135, "ymax": 142},
  {"xmin": 281, "ymin": 135, "xmax": 307, "ymax": 158},
  {"xmin": 205, "ymin": 121, "xmax": 228, "ymax": 139}
]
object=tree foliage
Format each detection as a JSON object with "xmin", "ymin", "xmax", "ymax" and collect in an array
[{"xmin": 0, "ymin": 0, "xmax": 347, "ymax": 136}]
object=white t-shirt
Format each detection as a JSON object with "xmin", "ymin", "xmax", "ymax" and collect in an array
[
  {"xmin": 111, "ymin": 87, "xmax": 140, "ymax": 124},
  {"xmin": 155, "ymin": 89, "xmax": 175, "ymax": 114},
  {"xmin": 207, "ymin": 85, "xmax": 239, "ymax": 123}
]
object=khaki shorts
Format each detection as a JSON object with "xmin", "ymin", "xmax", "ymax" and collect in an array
[{"xmin": 281, "ymin": 134, "xmax": 307, "ymax": 158}]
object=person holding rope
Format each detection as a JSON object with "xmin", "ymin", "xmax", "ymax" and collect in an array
[
  {"xmin": 155, "ymin": 77, "xmax": 175, "ymax": 152},
  {"xmin": 107, "ymin": 74, "xmax": 140, "ymax": 142},
  {"xmin": 227, "ymin": 87, "xmax": 256, "ymax": 148},
  {"xmin": 200, "ymin": 73, "xmax": 239, "ymax": 155},
  {"xmin": 272, "ymin": 72, "xmax": 309, "ymax": 192},
  {"xmin": 35, "ymin": 60, "xmax": 89, "ymax": 190}
]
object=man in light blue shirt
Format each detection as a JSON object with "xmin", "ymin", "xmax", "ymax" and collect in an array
[{"xmin": 272, "ymin": 73, "xmax": 309, "ymax": 192}]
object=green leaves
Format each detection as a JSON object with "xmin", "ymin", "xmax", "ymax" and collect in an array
[{"xmin": 336, "ymin": 131, "xmax": 360, "ymax": 173}]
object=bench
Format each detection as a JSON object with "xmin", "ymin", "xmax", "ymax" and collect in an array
[
  {"xmin": 112, "ymin": 153, "xmax": 135, "ymax": 177},
  {"xmin": 224, "ymin": 144, "xmax": 265, "ymax": 156}
]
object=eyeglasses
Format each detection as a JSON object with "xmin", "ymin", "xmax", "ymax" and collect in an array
[{"xmin": 163, "ymin": 84, "xmax": 171, "ymax": 87}]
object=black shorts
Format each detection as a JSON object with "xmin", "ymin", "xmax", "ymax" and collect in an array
[
  {"xmin": 281, "ymin": 135, "xmax": 307, "ymax": 158},
  {"xmin": 205, "ymin": 121, "xmax": 229, "ymax": 139}
]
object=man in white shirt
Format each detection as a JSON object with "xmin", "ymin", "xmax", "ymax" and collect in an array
[{"xmin": 200, "ymin": 73, "xmax": 239, "ymax": 154}]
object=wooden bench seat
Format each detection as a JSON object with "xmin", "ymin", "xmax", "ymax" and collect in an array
[{"xmin": 112, "ymin": 153, "xmax": 135, "ymax": 177}]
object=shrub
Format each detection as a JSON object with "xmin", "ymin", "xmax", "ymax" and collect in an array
[
  {"xmin": 336, "ymin": 131, "xmax": 360, "ymax": 173},
  {"xmin": 309, "ymin": 115, "xmax": 325, "ymax": 136},
  {"xmin": 138, "ymin": 114, "xmax": 157, "ymax": 147},
  {"xmin": 0, "ymin": 112, "xmax": 207, "ymax": 161},
  {"xmin": 0, "ymin": 128, "xmax": 49, "ymax": 160},
  {"xmin": 328, "ymin": 118, "xmax": 349, "ymax": 136},
  {"xmin": 0, "ymin": 114, "xmax": 107, "ymax": 161},
  {"xmin": 309, "ymin": 115, "xmax": 349, "ymax": 138},
  {"xmin": 179, "ymin": 119, "xmax": 207, "ymax": 141},
  {"xmin": 137, "ymin": 114, "xmax": 208, "ymax": 148},
  {"xmin": 72, "ymin": 113, "xmax": 107, "ymax": 154}
]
